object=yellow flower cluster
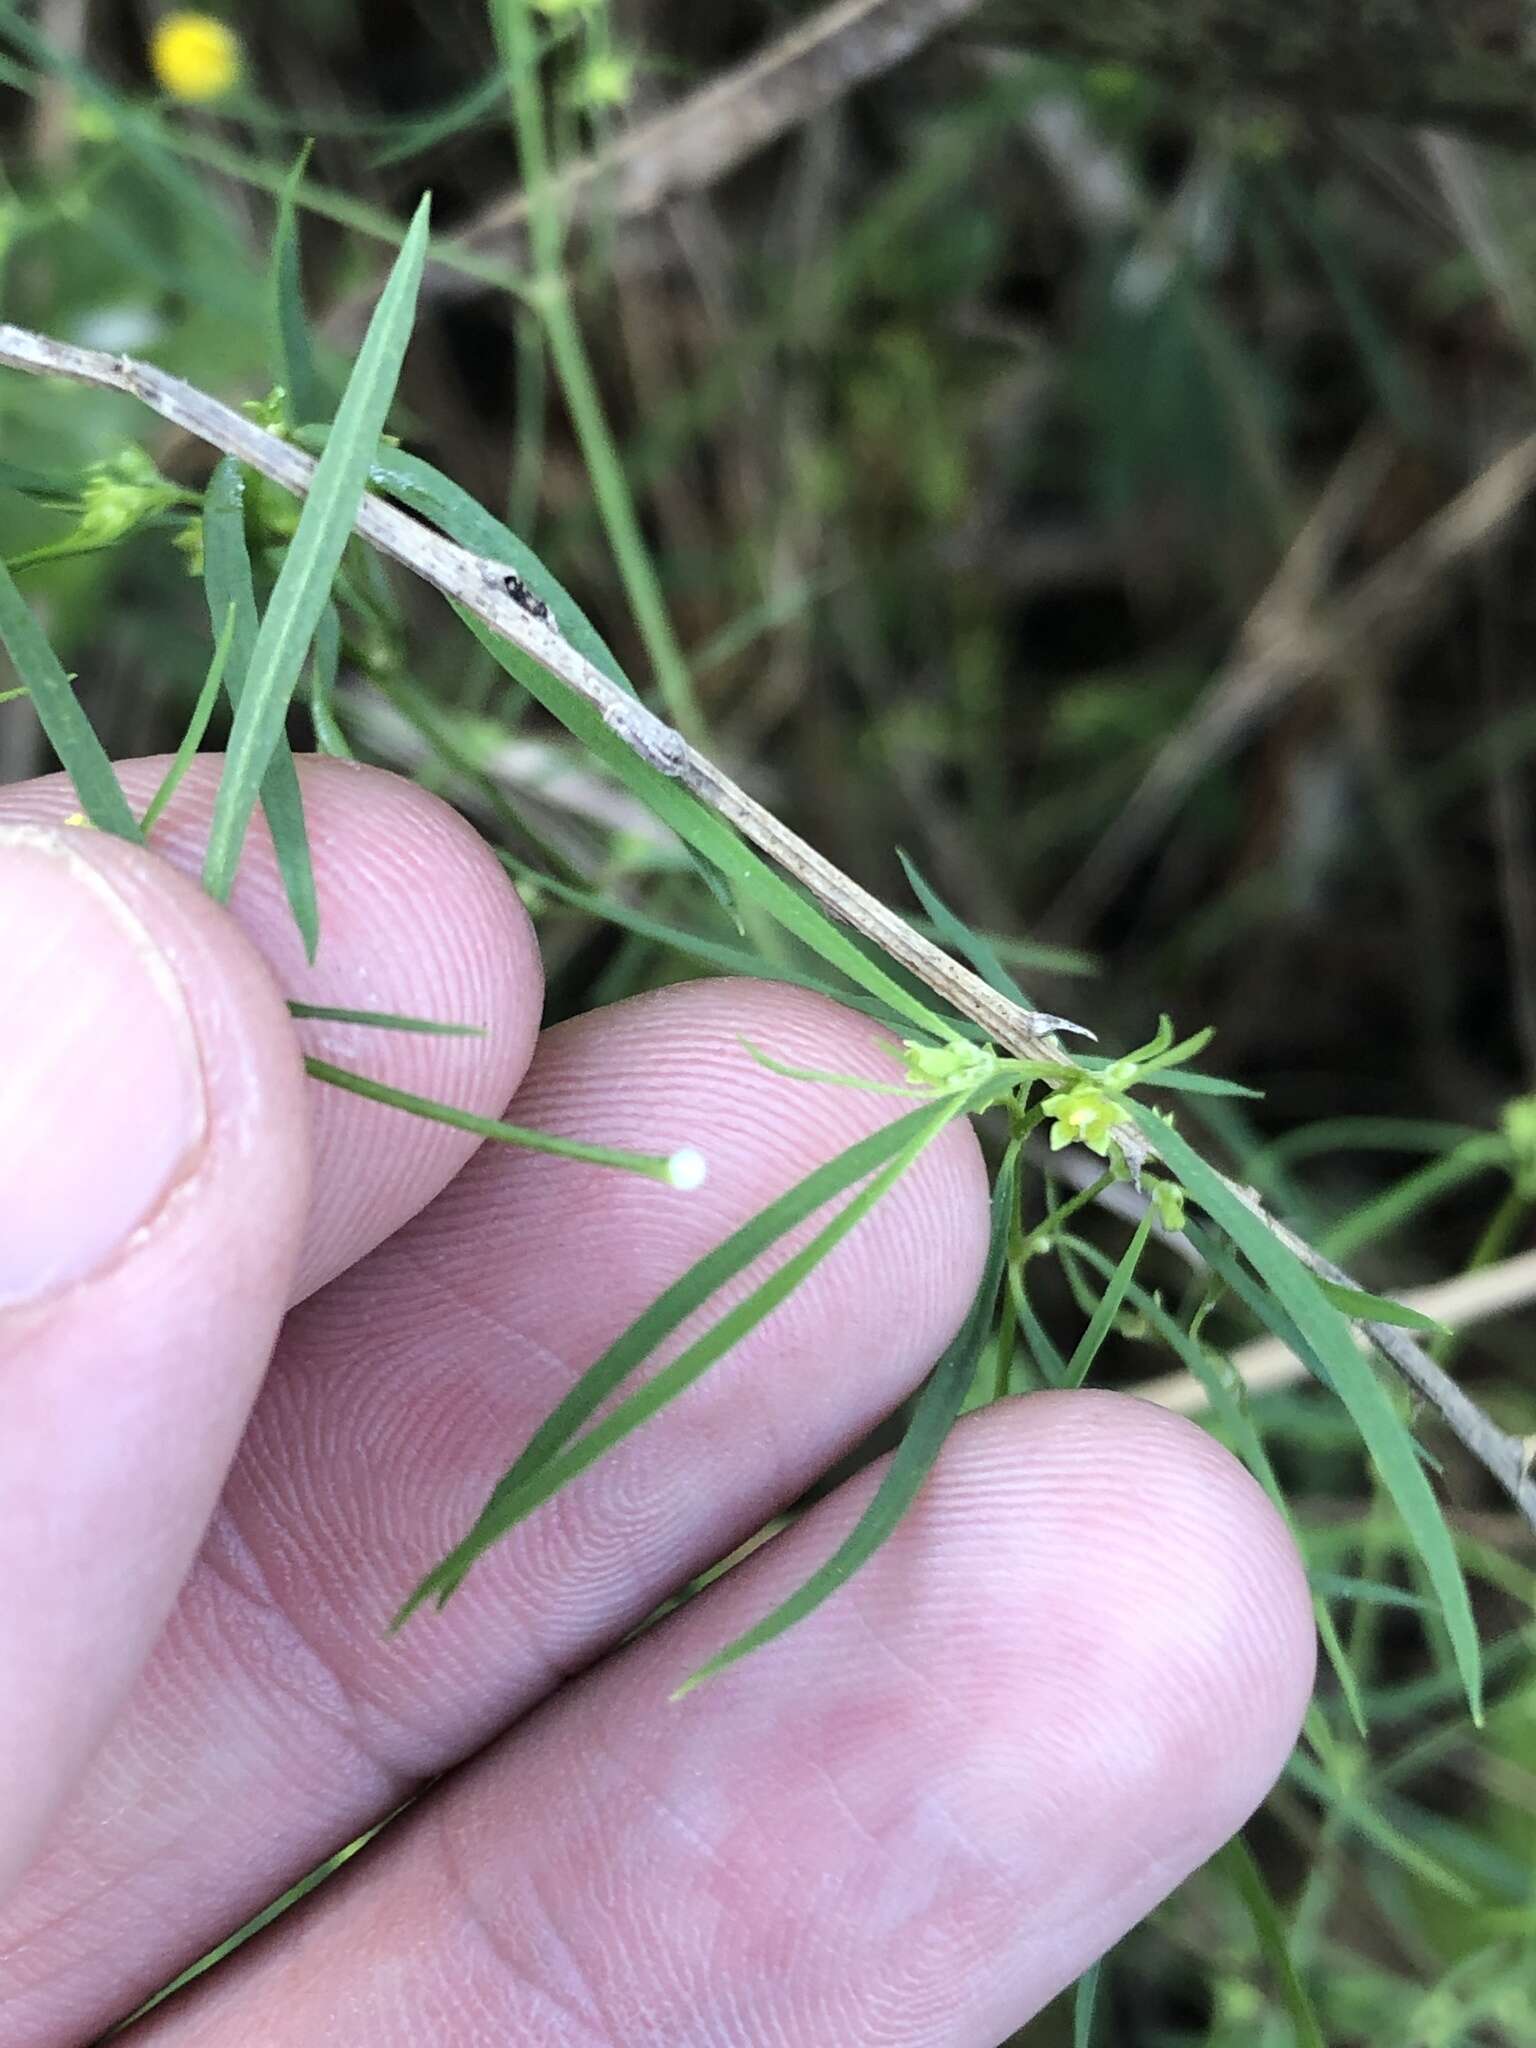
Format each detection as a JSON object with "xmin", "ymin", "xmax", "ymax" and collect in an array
[{"xmin": 149, "ymin": 12, "xmax": 241, "ymax": 103}]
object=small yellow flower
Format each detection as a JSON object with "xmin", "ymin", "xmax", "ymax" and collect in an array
[
  {"xmin": 150, "ymin": 12, "xmax": 242, "ymax": 104},
  {"xmin": 901, "ymin": 1037, "xmax": 999, "ymax": 1095},
  {"xmin": 1039, "ymin": 1082, "xmax": 1122, "ymax": 1158}
]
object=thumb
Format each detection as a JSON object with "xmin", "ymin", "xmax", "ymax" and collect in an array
[{"xmin": 0, "ymin": 821, "xmax": 309, "ymax": 1898}]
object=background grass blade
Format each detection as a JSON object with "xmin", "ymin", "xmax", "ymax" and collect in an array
[
  {"xmin": 202, "ymin": 194, "xmax": 431, "ymax": 906},
  {"xmin": 897, "ymin": 846, "xmax": 1035, "ymax": 1007},
  {"xmin": 1214, "ymin": 1835, "xmax": 1328, "ymax": 2048},
  {"xmin": 0, "ymin": 559, "xmax": 140, "ymax": 840},
  {"xmin": 201, "ymin": 457, "xmax": 321, "ymax": 957},
  {"xmin": 271, "ymin": 143, "xmax": 329, "ymax": 426},
  {"xmin": 672, "ymin": 1137, "xmax": 1020, "ymax": 1696}
]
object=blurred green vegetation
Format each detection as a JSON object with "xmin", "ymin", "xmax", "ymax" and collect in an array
[{"xmin": 4, "ymin": 3, "xmax": 1536, "ymax": 2041}]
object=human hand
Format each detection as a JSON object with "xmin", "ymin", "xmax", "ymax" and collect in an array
[{"xmin": 0, "ymin": 757, "xmax": 1314, "ymax": 2046}]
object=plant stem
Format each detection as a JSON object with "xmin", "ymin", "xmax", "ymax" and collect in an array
[
  {"xmin": 495, "ymin": 0, "xmax": 707, "ymax": 744},
  {"xmin": 4, "ymin": 309, "xmax": 1532, "ymax": 1536}
]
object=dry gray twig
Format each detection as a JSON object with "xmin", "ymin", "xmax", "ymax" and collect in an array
[
  {"xmin": 3, "ymin": 314, "xmax": 1533, "ymax": 1537},
  {"xmin": 329, "ymin": 0, "xmax": 983, "ymax": 329}
]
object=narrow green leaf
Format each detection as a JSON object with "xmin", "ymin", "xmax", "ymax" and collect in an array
[
  {"xmin": 1185, "ymin": 1221, "xmax": 1336, "ymax": 1398},
  {"xmin": 0, "ymin": 559, "xmax": 140, "ymax": 840},
  {"xmin": 1062, "ymin": 1205, "xmax": 1155, "ymax": 1387},
  {"xmin": 202, "ymin": 457, "xmax": 321, "ymax": 959},
  {"xmin": 271, "ymin": 142, "xmax": 329, "ymax": 425},
  {"xmin": 1316, "ymin": 1278, "xmax": 1451, "ymax": 1338},
  {"xmin": 1009, "ymin": 1263, "xmax": 1069, "ymax": 1388},
  {"xmin": 289, "ymin": 1003, "xmax": 483, "ymax": 1037},
  {"xmin": 500, "ymin": 856, "xmax": 924, "ymax": 1037},
  {"xmin": 673, "ymin": 1137, "xmax": 1019, "ymax": 1695},
  {"xmin": 402, "ymin": 1096, "xmax": 966, "ymax": 1619},
  {"xmin": 366, "ymin": 447, "xmax": 742, "ymax": 922},
  {"xmin": 203, "ymin": 194, "xmax": 431, "ymax": 906},
  {"xmin": 305, "ymin": 1058, "xmax": 685, "ymax": 1180},
  {"xmin": 1072, "ymin": 1961, "xmax": 1102, "ymax": 2048},
  {"xmin": 0, "ymin": 684, "xmax": 30, "ymax": 705},
  {"xmin": 1311, "ymin": 1572, "xmax": 1433, "ymax": 1613},
  {"xmin": 461, "ymin": 604, "xmax": 959, "ymax": 1043},
  {"xmin": 1214, "ymin": 1836, "xmax": 1327, "ymax": 2048},
  {"xmin": 897, "ymin": 846, "xmax": 1033, "ymax": 1007},
  {"xmin": 307, "ymin": 602, "xmax": 350, "ymax": 757},
  {"xmin": 350, "ymin": 445, "xmax": 961, "ymax": 1041},
  {"xmin": 366, "ymin": 447, "xmax": 632, "ymax": 693},
  {"xmin": 142, "ymin": 602, "xmax": 238, "ymax": 834},
  {"xmin": 1066, "ymin": 1235, "xmax": 1370, "ymax": 1737},
  {"xmin": 1132, "ymin": 1102, "xmax": 1483, "ymax": 1721},
  {"xmin": 476, "ymin": 1100, "xmax": 951, "ymax": 1527},
  {"xmin": 740, "ymin": 1039, "xmax": 924, "ymax": 1098}
]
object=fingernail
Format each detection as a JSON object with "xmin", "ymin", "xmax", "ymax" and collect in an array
[{"xmin": 0, "ymin": 826, "xmax": 207, "ymax": 1308}]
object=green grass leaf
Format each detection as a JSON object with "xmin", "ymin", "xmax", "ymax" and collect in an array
[
  {"xmin": 1062, "ymin": 1204, "xmax": 1155, "ymax": 1387},
  {"xmin": 1132, "ymin": 1101, "xmax": 1483, "ymax": 1721},
  {"xmin": 271, "ymin": 143, "xmax": 329, "ymax": 426},
  {"xmin": 202, "ymin": 193, "xmax": 431, "ymax": 907},
  {"xmin": 897, "ymin": 846, "xmax": 1034, "ymax": 1007},
  {"xmin": 1072, "ymin": 1961, "xmax": 1102, "ymax": 2048},
  {"xmin": 1315, "ymin": 1279, "xmax": 1450, "ymax": 1338},
  {"xmin": 142, "ymin": 602, "xmax": 238, "ymax": 835},
  {"xmin": 305, "ymin": 1058, "xmax": 685, "ymax": 1179},
  {"xmin": 673, "ymin": 1134, "xmax": 1019, "ymax": 1695},
  {"xmin": 202, "ymin": 456, "xmax": 321, "ymax": 958},
  {"xmin": 288, "ymin": 1002, "xmax": 483, "ymax": 1036},
  {"xmin": 354, "ymin": 448, "xmax": 963, "ymax": 1042},
  {"xmin": 0, "ymin": 558, "xmax": 140, "ymax": 841},
  {"xmin": 401, "ymin": 1094, "xmax": 967, "ymax": 1620},
  {"xmin": 1066, "ymin": 1233, "xmax": 1370, "ymax": 1736},
  {"xmin": 461, "ymin": 604, "xmax": 960, "ymax": 1043},
  {"xmin": 1214, "ymin": 1835, "xmax": 1327, "ymax": 2048},
  {"xmin": 306, "ymin": 602, "xmax": 350, "ymax": 757}
]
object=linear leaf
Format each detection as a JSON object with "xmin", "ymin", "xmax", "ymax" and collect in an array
[
  {"xmin": 1214, "ymin": 1835, "xmax": 1327, "ymax": 2048},
  {"xmin": 271, "ymin": 143, "xmax": 329, "ymax": 425},
  {"xmin": 1316, "ymin": 1278, "xmax": 1450, "ymax": 1337},
  {"xmin": 1072, "ymin": 1961, "xmax": 1102, "ymax": 2048},
  {"xmin": 501, "ymin": 856, "xmax": 923, "ymax": 1036},
  {"xmin": 203, "ymin": 194, "xmax": 430, "ymax": 905},
  {"xmin": 402, "ymin": 1096, "xmax": 966, "ymax": 1619},
  {"xmin": 1066, "ymin": 1233, "xmax": 1369, "ymax": 1736},
  {"xmin": 353, "ymin": 447, "xmax": 961, "ymax": 1042},
  {"xmin": 307, "ymin": 602, "xmax": 350, "ymax": 756},
  {"xmin": 305, "ymin": 1058, "xmax": 681, "ymax": 1178},
  {"xmin": 289, "ymin": 1002, "xmax": 483, "ymax": 1037},
  {"xmin": 897, "ymin": 846, "xmax": 1034, "ymax": 1007},
  {"xmin": 1062, "ymin": 1205, "xmax": 1155, "ymax": 1387},
  {"xmin": 142, "ymin": 602, "xmax": 238, "ymax": 834},
  {"xmin": 202, "ymin": 456, "xmax": 321, "ymax": 957},
  {"xmin": 0, "ymin": 559, "xmax": 139, "ymax": 840},
  {"xmin": 461, "ymin": 604, "xmax": 959, "ymax": 1043},
  {"xmin": 674, "ymin": 1137, "xmax": 1020, "ymax": 1695},
  {"xmin": 1133, "ymin": 1101, "xmax": 1483, "ymax": 1720}
]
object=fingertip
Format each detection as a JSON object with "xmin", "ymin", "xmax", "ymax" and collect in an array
[
  {"xmin": 0, "ymin": 758, "xmax": 545, "ymax": 1296},
  {"xmin": 926, "ymin": 1392, "xmax": 1317, "ymax": 1830}
]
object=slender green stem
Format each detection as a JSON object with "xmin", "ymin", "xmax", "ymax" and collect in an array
[
  {"xmin": 493, "ymin": 0, "xmax": 706, "ymax": 744},
  {"xmin": 990, "ymin": 1138, "xmax": 1026, "ymax": 1402},
  {"xmin": 1023, "ymin": 1167, "xmax": 1115, "ymax": 1256}
]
